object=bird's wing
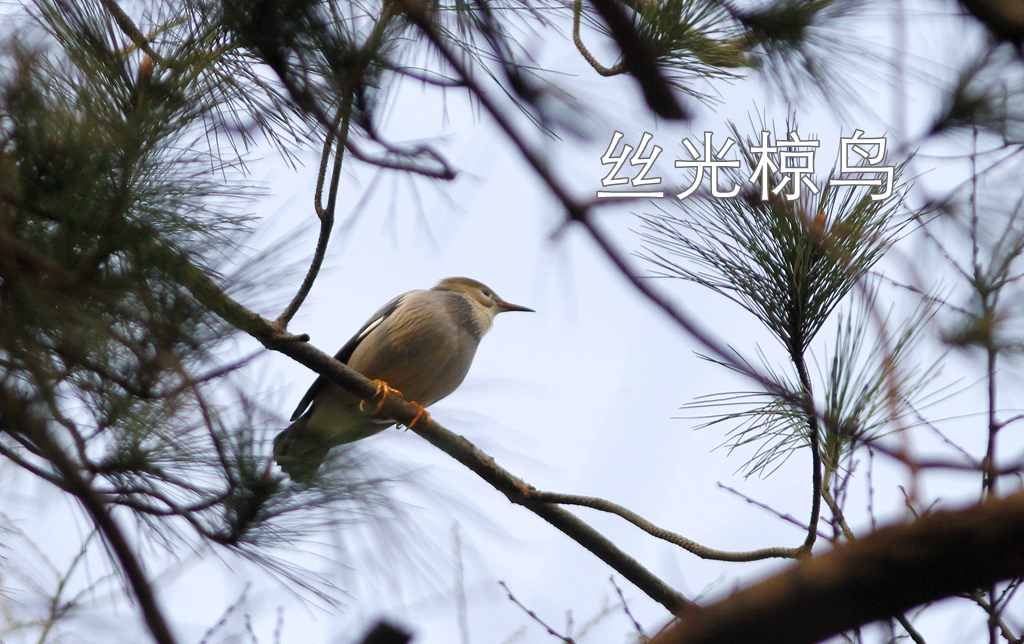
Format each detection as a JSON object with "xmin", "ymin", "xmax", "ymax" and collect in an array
[{"xmin": 289, "ymin": 293, "xmax": 407, "ymax": 421}]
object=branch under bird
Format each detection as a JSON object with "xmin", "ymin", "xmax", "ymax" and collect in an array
[{"xmin": 274, "ymin": 277, "xmax": 534, "ymax": 483}]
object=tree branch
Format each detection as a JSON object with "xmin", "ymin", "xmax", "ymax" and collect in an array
[
  {"xmin": 717, "ymin": 483, "xmax": 828, "ymax": 538},
  {"xmin": 395, "ymin": 0, "xmax": 587, "ymax": 222},
  {"xmin": 822, "ymin": 480, "xmax": 926, "ymax": 644},
  {"xmin": 860, "ymin": 439, "xmax": 1024, "ymax": 475},
  {"xmin": 649, "ymin": 491, "xmax": 1024, "ymax": 644},
  {"xmin": 405, "ymin": 420, "xmax": 695, "ymax": 616},
  {"xmin": 0, "ymin": 441, "xmax": 70, "ymax": 492}
]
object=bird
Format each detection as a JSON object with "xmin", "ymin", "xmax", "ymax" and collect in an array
[{"xmin": 273, "ymin": 277, "xmax": 533, "ymax": 483}]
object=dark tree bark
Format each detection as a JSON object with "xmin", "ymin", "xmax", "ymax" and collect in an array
[{"xmin": 650, "ymin": 491, "xmax": 1024, "ymax": 644}]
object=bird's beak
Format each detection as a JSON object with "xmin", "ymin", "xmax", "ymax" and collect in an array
[{"xmin": 497, "ymin": 299, "xmax": 535, "ymax": 313}]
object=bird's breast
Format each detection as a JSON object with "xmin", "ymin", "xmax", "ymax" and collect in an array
[{"xmin": 346, "ymin": 300, "xmax": 482, "ymax": 407}]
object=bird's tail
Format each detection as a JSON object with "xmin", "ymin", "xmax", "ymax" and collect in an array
[{"xmin": 273, "ymin": 416, "xmax": 330, "ymax": 485}]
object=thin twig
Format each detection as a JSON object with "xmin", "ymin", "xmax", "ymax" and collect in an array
[
  {"xmin": 863, "ymin": 439, "xmax": 1024, "ymax": 474},
  {"xmin": 500, "ymin": 581, "xmax": 573, "ymax": 642},
  {"xmin": 572, "ymin": 0, "xmax": 626, "ymax": 76},
  {"xmin": 535, "ymin": 490, "xmax": 803, "ymax": 561},
  {"xmin": 611, "ymin": 576, "xmax": 649, "ymax": 641},
  {"xmin": 822, "ymin": 486, "xmax": 854, "ymax": 542},
  {"xmin": 197, "ymin": 585, "xmax": 251, "ymax": 644},
  {"xmin": 895, "ymin": 614, "xmax": 929, "ymax": 644},
  {"xmin": 275, "ymin": 93, "xmax": 353, "ymax": 329},
  {"xmin": 968, "ymin": 590, "xmax": 1022, "ymax": 644},
  {"xmin": 717, "ymin": 483, "xmax": 829, "ymax": 539}
]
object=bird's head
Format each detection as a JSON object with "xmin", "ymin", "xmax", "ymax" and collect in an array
[{"xmin": 434, "ymin": 277, "xmax": 534, "ymax": 328}]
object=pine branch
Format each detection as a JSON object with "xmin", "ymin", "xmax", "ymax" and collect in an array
[
  {"xmin": 793, "ymin": 355, "xmax": 821, "ymax": 552},
  {"xmin": 649, "ymin": 491, "xmax": 1024, "ymax": 644}
]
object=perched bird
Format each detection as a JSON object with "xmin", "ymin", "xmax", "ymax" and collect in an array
[{"xmin": 274, "ymin": 277, "xmax": 533, "ymax": 483}]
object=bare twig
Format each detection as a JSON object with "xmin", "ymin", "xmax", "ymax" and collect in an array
[
  {"xmin": 896, "ymin": 614, "xmax": 929, "ymax": 644},
  {"xmin": 985, "ymin": 334, "xmax": 1000, "ymax": 498},
  {"xmin": 969, "ymin": 590, "xmax": 1023, "ymax": 644},
  {"xmin": 344, "ymin": 137, "xmax": 455, "ymax": 179},
  {"xmin": 275, "ymin": 94, "xmax": 353, "ymax": 329},
  {"xmin": 611, "ymin": 576, "xmax": 649, "ymax": 641},
  {"xmin": 500, "ymin": 581, "xmax": 574, "ymax": 642},
  {"xmin": 822, "ymin": 485, "xmax": 854, "ymax": 542},
  {"xmin": 197, "ymin": 585, "xmax": 251, "ymax": 644},
  {"xmin": 572, "ymin": 0, "xmax": 626, "ymax": 76},
  {"xmin": 534, "ymin": 490, "xmax": 803, "ymax": 561},
  {"xmin": 825, "ymin": 475, "xmax": 926, "ymax": 644},
  {"xmin": 862, "ymin": 439, "xmax": 1024, "ymax": 475},
  {"xmin": 717, "ymin": 484, "xmax": 829, "ymax": 539}
]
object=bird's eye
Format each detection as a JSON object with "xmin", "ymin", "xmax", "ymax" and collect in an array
[{"xmin": 481, "ymin": 289, "xmax": 491, "ymax": 297}]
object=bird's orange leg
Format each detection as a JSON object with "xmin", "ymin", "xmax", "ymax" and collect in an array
[
  {"xmin": 360, "ymin": 380, "xmax": 429, "ymax": 428},
  {"xmin": 406, "ymin": 403, "xmax": 431, "ymax": 429},
  {"xmin": 360, "ymin": 379, "xmax": 404, "ymax": 414}
]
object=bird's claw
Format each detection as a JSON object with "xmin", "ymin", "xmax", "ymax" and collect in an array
[
  {"xmin": 360, "ymin": 380, "xmax": 429, "ymax": 429},
  {"xmin": 360, "ymin": 379, "xmax": 403, "ymax": 414},
  {"xmin": 406, "ymin": 403, "xmax": 430, "ymax": 429}
]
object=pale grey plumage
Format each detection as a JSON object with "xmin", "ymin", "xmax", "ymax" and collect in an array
[{"xmin": 274, "ymin": 277, "xmax": 533, "ymax": 483}]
